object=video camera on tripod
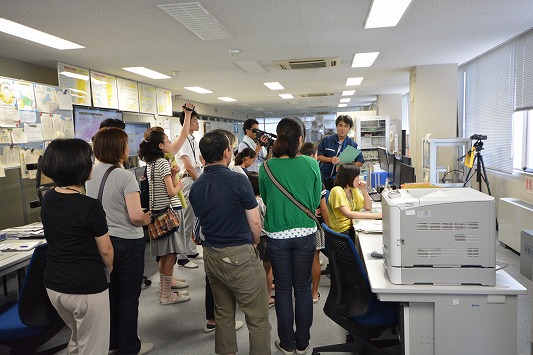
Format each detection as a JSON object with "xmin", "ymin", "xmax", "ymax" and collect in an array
[
  {"xmin": 251, "ymin": 128, "xmax": 276, "ymax": 148},
  {"xmin": 469, "ymin": 134, "xmax": 487, "ymax": 154}
]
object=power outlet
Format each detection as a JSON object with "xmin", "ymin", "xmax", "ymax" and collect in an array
[{"xmin": 526, "ymin": 177, "xmax": 533, "ymax": 194}]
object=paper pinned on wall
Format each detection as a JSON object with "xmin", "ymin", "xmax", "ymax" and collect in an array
[
  {"xmin": 24, "ymin": 124, "xmax": 43, "ymax": 142},
  {"xmin": 63, "ymin": 116, "xmax": 75, "ymax": 138},
  {"xmin": 2, "ymin": 146, "xmax": 21, "ymax": 168},
  {"xmin": 40, "ymin": 113, "xmax": 54, "ymax": 141},
  {"xmin": 10, "ymin": 128, "xmax": 27, "ymax": 144},
  {"xmin": 0, "ymin": 129, "xmax": 11, "ymax": 144}
]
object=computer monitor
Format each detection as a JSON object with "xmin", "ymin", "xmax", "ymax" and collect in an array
[
  {"xmin": 400, "ymin": 163, "xmax": 416, "ymax": 185},
  {"xmin": 377, "ymin": 146, "xmax": 389, "ymax": 172},
  {"xmin": 124, "ymin": 122, "xmax": 150, "ymax": 156},
  {"xmin": 73, "ymin": 106, "xmax": 123, "ymax": 142},
  {"xmin": 393, "ymin": 156, "xmax": 402, "ymax": 187}
]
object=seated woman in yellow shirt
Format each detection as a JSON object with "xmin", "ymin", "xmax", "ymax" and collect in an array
[{"xmin": 327, "ymin": 163, "xmax": 382, "ymax": 239}]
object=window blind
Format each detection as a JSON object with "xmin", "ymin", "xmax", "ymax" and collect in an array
[{"xmin": 515, "ymin": 31, "xmax": 533, "ymax": 110}]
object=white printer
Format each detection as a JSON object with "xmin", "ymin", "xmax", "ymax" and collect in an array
[{"xmin": 381, "ymin": 187, "xmax": 496, "ymax": 286}]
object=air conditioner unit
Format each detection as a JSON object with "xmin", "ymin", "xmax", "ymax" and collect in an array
[
  {"xmin": 300, "ymin": 93, "xmax": 335, "ymax": 98},
  {"xmin": 274, "ymin": 57, "xmax": 340, "ymax": 70}
]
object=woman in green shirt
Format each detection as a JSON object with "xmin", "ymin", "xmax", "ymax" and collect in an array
[{"xmin": 327, "ymin": 163, "xmax": 382, "ymax": 239}]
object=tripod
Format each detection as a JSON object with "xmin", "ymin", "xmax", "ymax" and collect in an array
[{"xmin": 462, "ymin": 139, "xmax": 492, "ymax": 196}]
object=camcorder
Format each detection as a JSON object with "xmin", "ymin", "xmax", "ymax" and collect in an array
[
  {"xmin": 252, "ymin": 128, "xmax": 276, "ymax": 148},
  {"xmin": 470, "ymin": 134, "xmax": 487, "ymax": 141}
]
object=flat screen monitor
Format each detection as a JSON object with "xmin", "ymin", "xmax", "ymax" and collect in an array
[
  {"xmin": 400, "ymin": 163, "xmax": 416, "ymax": 185},
  {"xmin": 393, "ymin": 156, "xmax": 402, "ymax": 186},
  {"xmin": 124, "ymin": 122, "xmax": 150, "ymax": 156},
  {"xmin": 73, "ymin": 106, "xmax": 123, "ymax": 142},
  {"xmin": 377, "ymin": 146, "xmax": 389, "ymax": 172},
  {"xmin": 401, "ymin": 155, "xmax": 412, "ymax": 165}
]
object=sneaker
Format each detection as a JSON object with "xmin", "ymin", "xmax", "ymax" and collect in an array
[
  {"xmin": 171, "ymin": 279, "xmax": 189, "ymax": 289},
  {"xmin": 173, "ymin": 276, "xmax": 187, "ymax": 282},
  {"xmin": 295, "ymin": 345, "xmax": 309, "ymax": 355},
  {"xmin": 160, "ymin": 292, "xmax": 191, "ymax": 305},
  {"xmin": 204, "ymin": 320, "xmax": 244, "ymax": 333},
  {"xmin": 187, "ymin": 253, "xmax": 203, "ymax": 259},
  {"xmin": 138, "ymin": 342, "xmax": 154, "ymax": 355},
  {"xmin": 275, "ymin": 338, "xmax": 294, "ymax": 355},
  {"xmin": 313, "ymin": 292, "xmax": 321, "ymax": 304},
  {"xmin": 179, "ymin": 260, "xmax": 199, "ymax": 269}
]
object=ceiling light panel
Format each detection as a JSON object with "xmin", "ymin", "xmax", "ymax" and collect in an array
[
  {"xmin": 264, "ymin": 82, "xmax": 284, "ymax": 90},
  {"xmin": 351, "ymin": 52, "xmax": 380, "ymax": 68},
  {"xmin": 279, "ymin": 94, "xmax": 294, "ymax": 99},
  {"xmin": 346, "ymin": 77, "xmax": 364, "ymax": 86},
  {"xmin": 122, "ymin": 67, "xmax": 171, "ymax": 79},
  {"xmin": 342, "ymin": 90, "xmax": 356, "ymax": 96},
  {"xmin": 339, "ymin": 98, "xmax": 351, "ymax": 103},
  {"xmin": 217, "ymin": 97, "xmax": 237, "ymax": 102},
  {"xmin": 184, "ymin": 86, "xmax": 213, "ymax": 94},
  {"xmin": 158, "ymin": 2, "xmax": 234, "ymax": 40},
  {"xmin": 338, "ymin": 104, "xmax": 348, "ymax": 108},
  {"xmin": 365, "ymin": 0, "xmax": 412, "ymax": 29},
  {"xmin": 0, "ymin": 18, "xmax": 84, "ymax": 50}
]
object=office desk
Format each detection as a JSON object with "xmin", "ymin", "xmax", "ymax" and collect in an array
[
  {"xmin": 358, "ymin": 232, "xmax": 527, "ymax": 355},
  {"xmin": 0, "ymin": 240, "xmax": 43, "ymax": 294}
]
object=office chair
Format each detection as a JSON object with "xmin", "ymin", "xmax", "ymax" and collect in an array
[
  {"xmin": 312, "ymin": 224, "xmax": 399, "ymax": 355},
  {"xmin": 0, "ymin": 244, "xmax": 67, "ymax": 355}
]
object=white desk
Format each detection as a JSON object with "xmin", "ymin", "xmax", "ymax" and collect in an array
[
  {"xmin": 0, "ymin": 240, "xmax": 43, "ymax": 294},
  {"xmin": 358, "ymin": 232, "xmax": 527, "ymax": 355}
]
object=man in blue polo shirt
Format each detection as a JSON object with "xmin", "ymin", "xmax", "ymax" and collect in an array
[
  {"xmin": 317, "ymin": 114, "xmax": 364, "ymax": 189},
  {"xmin": 189, "ymin": 130, "xmax": 270, "ymax": 355}
]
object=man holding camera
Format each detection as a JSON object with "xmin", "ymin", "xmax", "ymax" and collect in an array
[{"xmin": 238, "ymin": 119, "xmax": 269, "ymax": 173}]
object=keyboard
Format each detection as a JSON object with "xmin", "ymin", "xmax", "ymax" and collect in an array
[{"xmin": 367, "ymin": 187, "xmax": 382, "ymax": 202}]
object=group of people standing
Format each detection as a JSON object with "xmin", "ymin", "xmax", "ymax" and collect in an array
[{"xmin": 39, "ymin": 108, "xmax": 381, "ymax": 355}]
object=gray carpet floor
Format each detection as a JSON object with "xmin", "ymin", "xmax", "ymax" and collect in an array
[{"xmin": 1, "ymin": 234, "xmax": 531, "ymax": 354}]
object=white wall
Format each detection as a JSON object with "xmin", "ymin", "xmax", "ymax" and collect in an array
[
  {"xmin": 171, "ymin": 96, "xmax": 255, "ymax": 122},
  {"xmin": 0, "ymin": 56, "xmax": 58, "ymax": 85}
]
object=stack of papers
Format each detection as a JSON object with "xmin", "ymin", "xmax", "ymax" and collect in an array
[
  {"xmin": 354, "ymin": 220, "xmax": 383, "ymax": 233},
  {"xmin": 1, "ymin": 222, "xmax": 44, "ymax": 238}
]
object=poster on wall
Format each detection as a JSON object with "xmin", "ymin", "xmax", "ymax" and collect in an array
[
  {"xmin": 90, "ymin": 71, "xmax": 118, "ymax": 109},
  {"xmin": 57, "ymin": 62, "xmax": 91, "ymax": 106},
  {"xmin": 156, "ymin": 87, "xmax": 172, "ymax": 116},
  {"xmin": 117, "ymin": 78, "xmax": 139, "ymax": 112},
  {"xmin": 138, "ymin": 83, "xmax": 157, "ymax": 114},
  {"xmin": 34, "ymin": 84, "xmax": 60, "ymax": 113},
  {"xmin": 0, "ymin": 78, "xmax": 16, "ymax": 107}
]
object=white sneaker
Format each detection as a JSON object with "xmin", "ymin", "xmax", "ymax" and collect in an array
[
  {"xmin": 171, "ymin": 280, "xmax": 189, "ymax": 289},
  {"xmin": 138, "ymin": 342, "xmax": 154, "ymax": 355},
  {"xmin": 173, "ymin": 276, "xmax": 187, "ymax": 282},
  {"xmin": 180, "ymin": 261, "xmax": 199, "ymax": 269},
  {"xmin": 275, "ymin": 338, "xmax": 294, "ymax": 355},
  {"xmin": 160, "ymin": 292, "xmax": 191, "ymax": 305}
]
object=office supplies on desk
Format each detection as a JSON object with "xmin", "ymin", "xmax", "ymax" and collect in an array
[
  {"xmin": 371, "ymin": 250, "xmax": 383, "ymax": 258},
  {"xmin": 0, "ymin": 241, "xmax": 40, "ymax": 251},
  {"xmin": 381, "ymin": 187, "xmax": 496, "ymax": 285},
  {"xmin": 354, "ymin": 220, "xmax": 383, "ymax": 233}
]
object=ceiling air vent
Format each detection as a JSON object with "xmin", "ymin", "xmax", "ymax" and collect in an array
[
  {"xmin": 300, "ymin": 93, "xmax": 335, "ymax": 98},
  {"xmin": 274, "ymin": 57, "xmax": 340, "ymax": 70}
]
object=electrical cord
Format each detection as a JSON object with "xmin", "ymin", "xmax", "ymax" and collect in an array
[
  {"xmin": 441, "ymin": 169, "xmax": 465, "ymax": 183},
  {"xmin": 495, "ymin": 259, "xmax": 508, "ymax": 271}
]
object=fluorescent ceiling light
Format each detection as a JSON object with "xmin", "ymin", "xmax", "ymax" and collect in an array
[
  {"xmin": 342, "ymin": 90, "xmax": 356, "ymax": 96},
  {"xmin": 351, "ymin": 52, "xmax": 380, "ymax": 68},
  {"xmin": 340, "ymin": 98, "xmax": 351, "ymax": 103},
  {"xmin": 217, "ymin": 97, "xmax": 237, "ymax": 102},
  {"xmin": 264, "ymin": 82, "xmax": 284, "ymax": 90},
  {"xmin": 365, "ymin": 0, "xmax": 412, "ymax": 29},
  {"xmin": 0, "ymin": 18, "xmax": 84, "ymax": 50},
  {"xmin": 122, "ymin": 67, "xmax": 171, "ymax": 79},
  {"xmin": 346, "ymin": 77, "xmax": 364, "ymax": 86},
  {"xmin": 279, "ymin": 94, "xmax": 294, "ymax": 99},
  {"xmin": 184, "ymin": 86, "xmax": 213, "ymax": 94},
  {"xmin": 59, "ymin": 71, "xmax": 89, "ymax": 81},
  {"xmin": 338, "ymin": 104, "xmax": 348, "ymax": 108}
]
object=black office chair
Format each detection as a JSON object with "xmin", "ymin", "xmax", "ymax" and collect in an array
[
  {"xmin": 0, "ymin": 244, "xmax": 67, "ymax": 355},
  {"xmin": 312, "ymin": 224, "xmax": 400, "ymax": 355}
]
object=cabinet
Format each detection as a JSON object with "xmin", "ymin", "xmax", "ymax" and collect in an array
[{"xmin": 355, "ymin": 116, "xmax": 390, "ymax": 149}]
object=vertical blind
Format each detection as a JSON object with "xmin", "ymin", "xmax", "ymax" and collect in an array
[{"xmin": 459, "ymin": 41, "xmax": 515, "ymax": 174}]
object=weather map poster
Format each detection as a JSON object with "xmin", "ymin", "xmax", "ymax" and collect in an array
[
  {"xmin": 0, "ymin": 78, "xmax": 16, "ymax": 107},
  {"xmin": 15, "ymin": 81, "xmax": 36, "ymax": 111},
  {"xmin": 156, "ymin": 87, "xmax": 172, "ymax": 116},
  {"xmin": 34, "ymin": 84, "xmax": 60, "ymax": 113}
]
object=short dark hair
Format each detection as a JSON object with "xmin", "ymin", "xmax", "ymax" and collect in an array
[
  {"xmin": 235, "ymin": 147, "xmax": 256, "ymax": 165},
  {"xmin": 99, "ymin": 118, "xmax": 125, "ymax": 130},
  {"xmin": 179, "ymin": 110, "xmax": 198, "ymax": 126},
  {"xmin": 93, "ymin": 127, "xmax": 128, "ymax": 164},
  {"xmin": 246, "ymin": 171, "xmax": 260, "ymax": 196},
  {"xmin": 335, "ymin": 115, "xmax": 353, "ymax": 128},
  {"xmin": 334, "ymin": 163, "xmax": 360, "ymax": 188},
  {"xmin": 199, "ymin": 130, "xmax": 230, "ymax": 164},
  {"xmin": 272, "ymin": 117, "xmax": 305, "ymax": 158},
  {"xmin": 138, "ymin": 129, "xmax": 165, "ymax": 163},
  {"xmin": 40, "ymin": 138, "xmax": 93, "ymax": 187},
  {"xmin": 300, "ymin": 142, "xmax": 317, "ymax": 157},
  {"xmin": 212, "ymin": 129, "xmax": 235, "ymax": 147},
  {"xmin": 242, "ymin": 119, "xmax": 259, "ymax": 134}
]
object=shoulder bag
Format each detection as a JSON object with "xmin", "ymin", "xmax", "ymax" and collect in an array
[
  {"xmin": 96, "ymin": 165, "xmax": 117, "ymax": 202},
  {"xmin": 263, "ymin": 161, "xmax": 324, "ymax": 240},
  {"xmin": 147, "ymin": 161, "xmax": 180, "ymax": 240}
]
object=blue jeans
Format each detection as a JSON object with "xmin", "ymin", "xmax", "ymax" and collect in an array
[
  {"xmin": 268, "ymin": 234, "xmax": 316, "ymax": 351},
  {"xmin": 109, "ymin": 237, "xmax": 145, "ymax": 354}
]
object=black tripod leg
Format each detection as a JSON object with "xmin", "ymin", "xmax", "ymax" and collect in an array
[{"xmin": 477, "ymin": 155, "xmax": 492, "ymax": 196}]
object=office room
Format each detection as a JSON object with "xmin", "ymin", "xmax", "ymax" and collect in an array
[{"xmin": 1, "ymin": 0, "xmax": 533, "ymax": 354}]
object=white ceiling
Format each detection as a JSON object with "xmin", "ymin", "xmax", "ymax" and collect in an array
[{"xmin": 1, "ymin": 0, "xmax": 532, "ymax": 117}]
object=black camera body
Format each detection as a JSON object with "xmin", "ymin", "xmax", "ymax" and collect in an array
[
  {"xmin": 470, "ymin": 134, "xmax": 487, "ymax": 141},
  {"xmin": 252, "ymin": 128, "xmax": 276, "ymax": 147}
]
